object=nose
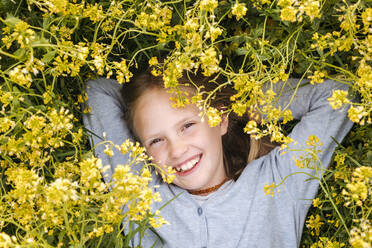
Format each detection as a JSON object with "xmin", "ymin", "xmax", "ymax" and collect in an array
[{"xmin": 168, "ymin": 137, "xmax": 188, "ymax": 159}]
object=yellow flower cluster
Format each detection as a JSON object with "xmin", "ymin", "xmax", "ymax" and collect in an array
[
  {"xmin": 293, "ymin": 135, "xmax": 323, "ymax": 169},
  {"xmin": 113, "ymin": 60, "xmax": 133, "ymax": 84},
  {"xmin": 1, "ymin": 2, "xmax": 135, "ymax": 87},
  {"xmin": 0, "ymin": 107, "xmax": 75, "ymax": 167},
  {"xmin": 308, "ymin": 70, "xmax": 328, "ymax": 85},
  {"xmin": 149, "ymin": 210, "xmax": 170, "ymax": 228},
  {"xmin": 334, "ymin": 153, "xmax": 347, "ymax": 168},
  {"xmin": 306, "ymin": 214, "xmax": 324, "ymax": 236},
  {"xmin": 0, "ymin": 0, "xmax": 370, "ymax": 245},
  {"xmin": 264, "ymin": 182, "xmax": 278, "ymax": 197},
  {"xmin": 310, "ymin": 237, "xmax": 345, "ymax": 248},
  {"xmin": 45, "ymin": 178, "xmax": 79, "ymax": 205},
  {"xmin": 312, "ymin": 198, "xmax": 322, "ymax": 208},
  {"xmin": 249, "ymin": 0, "xmax": 272, "ymax": 10},
  {"xmin": 244, "ymin": 120, "xmax": 259, "ymax": 135},
  {"xmin": 79, "ymin": 156, "xmax": 107, "ymax": 192},
  {"xmin": 348, "ymin": 106, "xmax": 369, "ymax": 125},
  {"xmin": 0, "ymin": 233, "xmax": 20, "ymax": 247},
  {"xmin": 328, "ymin": 90, "xmax": 350, "ymax": 110},
  {"xmin": 349, "ymin": 219, "xmax": 371, "ymax": 248},
  {"xmin": 308, "ymin": 3, "xmax": 371, "ymax": 126},
  {"xmin": 200, "ymin": 47, "xmax": 221, "ymax": 76},
  {"xmin": 278, "ymin": 0, "xmax": 321, "ymax": 22},
  {"xmin": 1, "ymin": 20, "xmax": 36, "ymax": 49},
  {"xmin": 1, "ymin": 137, "xmax": 170, "ymax": 243},
  {"xmin": 200, "ymin": 0, "xmax": 218, "ymax": 12},
  {"xmin": 205, "ymin": 106, "xmax": 222, "ymax": 127},
  {"xmin": 232, "ymin": 2, "xmax": 247, "ymax": 21},
  {"xmin": 342, "ymin": 166, "xmax": 371, "ymax": 207},
  {"xmin": 160, "ymin": 166, "xmax": 177, "ymax": 184},
  {"xmin": 135, "ymin": 4, "xmax": 172, "ymax": 31}
]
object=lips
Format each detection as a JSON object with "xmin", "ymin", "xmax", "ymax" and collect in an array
[{"xmin": 174, "ymin": 154, "xmax": 202, "ymax": 176}]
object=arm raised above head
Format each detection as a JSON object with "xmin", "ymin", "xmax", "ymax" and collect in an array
[
  {"xmin": 266, "ymin": 79, "xmax": 354, "ymax": 201},
  {"xmin": 83, "ymin": 78, "xmax": 134, "ymax": 183}
]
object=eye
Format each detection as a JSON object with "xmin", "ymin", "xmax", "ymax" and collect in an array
[
  {"xmin": 182, "ymin": 122, "xmax": 195, "ymax": 131},
  {"xmin": 149, "ymin": 138, "xmax": 163, "ymax": 146}
]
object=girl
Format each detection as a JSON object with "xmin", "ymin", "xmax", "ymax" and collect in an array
[{"xmin": 83, "ymin": 69, "xmax": 353, "ymax": 248}]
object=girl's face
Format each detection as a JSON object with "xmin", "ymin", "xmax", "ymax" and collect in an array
[{"xmin": 133, "ymin": 87, "xmax": 228, "ymax": 192}]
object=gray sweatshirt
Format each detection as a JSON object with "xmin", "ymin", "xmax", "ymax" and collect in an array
[{"xmin": 83, "ymin": 78, "xmax": 353, "ymax": 248}]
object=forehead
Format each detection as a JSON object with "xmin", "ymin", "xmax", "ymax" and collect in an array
[{"xmin": 132, "ymin": 87, "xmax": 199, "ymax": 139}]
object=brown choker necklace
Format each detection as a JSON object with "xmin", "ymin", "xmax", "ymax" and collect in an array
[{"xmin": 188, "ymin": 178, "xmax": 230, "ymax": 196}]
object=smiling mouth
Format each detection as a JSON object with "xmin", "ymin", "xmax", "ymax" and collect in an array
[{"xmin": 175, "ymin": 154, "xmax": 202, "ymax": 173}]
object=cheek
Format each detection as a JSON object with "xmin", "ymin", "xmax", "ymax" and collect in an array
[
  {"xmin": 200, "ymin": 125, "xmax": 222, "ymax": 143},
  {"xmin": 147, "ymin": 147, "xmax": 168, "ymax": 166}
]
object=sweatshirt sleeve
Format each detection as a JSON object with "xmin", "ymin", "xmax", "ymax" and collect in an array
[
  {"xmin": 266, "ymin": 79, "xmax": 354, "ymax": 202},
  {"xmin": 82, "ymin": 78, "xmax": 133, "ymax": 183}
]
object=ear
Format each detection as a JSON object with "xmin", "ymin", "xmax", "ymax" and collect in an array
[{"xmin": 219, "ymin": 114, "xmax": 229, "ymax": 136}]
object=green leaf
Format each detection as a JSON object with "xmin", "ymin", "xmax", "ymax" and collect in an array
[
  {"xmin": 13, "ymin": 48, "xmax": 26, "ymax": 59},
  {"xmin": 42, "ymin": 50, "xmax": 57, "ymax": 63},
  {"xmin": 4, "ymin": 14, "xmax": 23, "ymax": 28},
  {"xmin": 235, "ymin": 48, "xmax": 248, "ymax": 56}
]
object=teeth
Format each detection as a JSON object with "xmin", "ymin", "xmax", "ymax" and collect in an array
[{"xmin": 176, "ymin": 157, "xmax": 199, "ymax": 172}]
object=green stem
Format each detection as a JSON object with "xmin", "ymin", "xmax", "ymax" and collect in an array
[
  {"xmin": 318, "ymin": 180, "xmax": 351, "ymax": 237},
  {"xmin": 0, "ymin": 49, "xmax": 20, "ymax": 60},
  {"xmin": 63, "ymin": 204, "xmax": 79, "ymax": 244}
]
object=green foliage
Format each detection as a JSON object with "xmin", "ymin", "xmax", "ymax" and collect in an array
[{"xmin": 0, "ymin": 0, "xmax": 371, "ymax": 247}]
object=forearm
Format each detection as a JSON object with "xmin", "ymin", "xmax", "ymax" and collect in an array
[{"xmin": 83, "ymin": 78, "xmax": 133, "ymax": 182}]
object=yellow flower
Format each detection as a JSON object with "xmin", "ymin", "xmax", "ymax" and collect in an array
[
  {"xmin": 244, "ymin": 120, "xmax": 259, "ymax": 135},
  {"xmin": 308, "ymin": 70, "xmax": 327, "ymax": 84},
  {"xmin": 334, "ymin": 153, "xmax": 347, "ymax": 167},
  {"xmin": 200, "ymin": 0, "xmax": 218, "ymax": 12},
  {"xmin": 281, "ymin": 6, "xmax": 298, "ymax": 22},
  {"xmin": 306, "ymin": 214, "xmax": 324, "ymax": 236},
  {"xmin": 282, "ymin": 109, "xmax": 293, "ymax": 124},
  {"xmin": 232, "ymin": 101, "xmax": 247, "ymax": 116},
  {"xmin": 264, "ymin": 183, "xmax": 276, "ymax": 197},
  {"xmin": 160, "ymin": 166, "xmax": 176, "ymax": 184},
  {"xmin": 312, "ymin": 198, "xmax": 322, "ymax": 208},
  {"xmin": 206, "ymin": 107, "xmax": 222, "ymax": 127},
  {"xmin": 149, "ymin": 57, "xmax": 159, "ymax": 66},
  {"xmin": 306, "ymin": 135, "xmax": 321, "ymax": 147},
  {"xmin": 348, "ymin": 106, "xmax": 368, "ymax": 125},
  {"xmin": 114, "ymin": 60, "xmax": 132, "ymax": 84},
  {"xmin": 327, "ymin": 90, "xmax": 350, "ymax": 110},
  {"xmin": 310, "ymin": 237, "xmax": 345, "ymax": 248},
  {"xmin": 0, "ymin": 233, "xmax": 18, "ymax": 247},
  {"xmin": 277, "ymin": 0, "xmax": 293, "ymax": 8},
  {"xmin": 0, "ymin": 117, "xmax": 15, "ymax": 133},
  {"xmin": 353, "ymin": 166, "xmax": 372, "ymax": 182},
  {"xmin": 0, "ymin": 91, "xmax": 13, "ymax": 107},
  {"xmin": 200, "ymin": 47, "xmax": 220, "ymax": 76},
  {"xmin": 83, "ymin": 3, "xmax": 105, "ymax": 23},
  {"xmin": 232, "ymin": 2, "xmax": 247, "ymax": 21},
  {"xmin": 361, "ymin": 8, "xmax": 372, "ymax": 33},
  {"xmin": 206, "ymin": 26, "xmax": 223, "ymax": 42},
  {"xmin": 294, "ymin": 156, "xmax": 305, "ymax": 168},
  {"xmin": 303, "ymin": 1, "xmax": 321, "ymax": 21},
  {"xmin": 342, "ymin": 166, "xmax": 370, "ymax": 207},
  {"xmin": 104, "ymin": 145, "xmax": 114, "ymax": 157},
  {"xmin": 349, "ymin": 220, "xmax": 371, "ymax": 248},
  {"xmin": 8, "ymin": 65, "xmax": 32, "ymax": 88},
  {"xmin": 45, "ymin": 178, "xmax": 79, "ymax": 206}
]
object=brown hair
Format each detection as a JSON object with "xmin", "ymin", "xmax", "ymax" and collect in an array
[{"xmin": 121, "ymin": 69, "xmax": 277, "ymax": 180}]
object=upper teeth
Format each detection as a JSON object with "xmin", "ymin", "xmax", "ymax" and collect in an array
[{"xmin": 176, "ymin": 157, "xmax": 199, "ymax": 172}]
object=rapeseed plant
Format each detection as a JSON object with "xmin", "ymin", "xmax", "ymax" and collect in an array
[{"xmin": 0, "ymin": 0, "xmax": 370, "ymax": 246}]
